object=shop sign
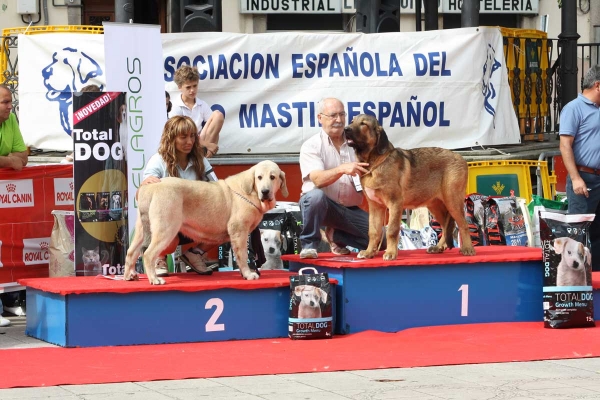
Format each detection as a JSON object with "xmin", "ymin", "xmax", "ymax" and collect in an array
[
  {"xmin": 401, "ymin": 0, "xmax": 538, "ymax": 14},
  {"xmin": 240, "ymin": 0, "xmax": 355, "ymax": 14}
]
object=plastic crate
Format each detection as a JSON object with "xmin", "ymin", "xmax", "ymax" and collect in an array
[{"xmin": 467, "ymin": 160, "xmax": 551, "ymax": 202}]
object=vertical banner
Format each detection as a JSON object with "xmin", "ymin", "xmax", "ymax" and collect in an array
[
  {"xmin": 103, "ymin": 23, "xmax": 166, "ymax": 243},
  {"xmin": 73, "ymin": 92, "xmax": 128, "ymax": 276}
]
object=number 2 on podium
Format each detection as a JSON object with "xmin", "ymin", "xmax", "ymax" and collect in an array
[
  {"xmin": 205, "ymin": 298, "xmax": 225, "ymax": 332},
  {"xmin": 458, "ymin": 284, "xmax": 468, "ymax": 317}
]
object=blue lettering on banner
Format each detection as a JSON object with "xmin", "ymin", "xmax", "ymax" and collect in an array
[
  {"xmin": 413, "ymin": 52, "xmax": 451, "ymax": 76},
  {"xmin": 239, "ymin": 100, "xmax": 450, "ymax": 128},
  {"xmin": 292, "ymin": 50, "xmax": 406, "ymax": 78},
  {"xmin": 164, "ymin": 53, "xmax": 280, "ymax": 82},
  {"xmin": 165, "ymin": 51, "xmax": 452, "ymax": 81}
]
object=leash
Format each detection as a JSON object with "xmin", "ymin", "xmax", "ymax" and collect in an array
[
  {"xmin": 225, "ymin": 182, "xmax": 262, "ymax": 212},
  {"xmin": 362, "ymin": 151, "xmax": 393, "ymax": 177}
]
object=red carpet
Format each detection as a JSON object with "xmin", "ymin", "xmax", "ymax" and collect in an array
[
  {"xmin": 2, "ymin": 322, "xmax": 599, "ymax": 389},
  {"xmin": 282, "ymin": 246, "xmax": 542, "ymax": 268},
  {"xmin": 18, "ymin": 270, "xmax": 299, "ymax": 295}
]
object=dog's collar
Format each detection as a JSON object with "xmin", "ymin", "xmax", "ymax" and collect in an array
[
  {"xmin": 226, "ymin": 182, "xmax": 262, "ymax": 212},
  {"xmin": 363, "ymin": 151, "xmax": 393, "ymax": 176}
]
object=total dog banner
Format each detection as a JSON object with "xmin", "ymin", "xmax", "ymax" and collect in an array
[
  {"xmin": 73, "ymin": 92, "xmax": 128, "ymax": 276},
  {"xmin": 289, "ymin": 267, "xmax": 333, "ymax": 340},
  {"xmin": 540, "ymin": 211, "xmax": 595, "ymax": 329},
  {"xmin": 19, "ymin": 27, "xmax": 519, "ymax": 154}
]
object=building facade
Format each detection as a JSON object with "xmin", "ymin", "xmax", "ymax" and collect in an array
[{"xmin": 0, "ymin": 1, "xmax": 594, "ymax": 43}]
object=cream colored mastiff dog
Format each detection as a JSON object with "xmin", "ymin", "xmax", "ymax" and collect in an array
[{"xmin": 124, "ymin": 160, "xmax": 288, "ymax": 285}]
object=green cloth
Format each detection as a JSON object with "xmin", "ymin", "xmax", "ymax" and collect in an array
[{"xmin": 0, "ymin": 113, "xmax": 26, "ymax": 156}]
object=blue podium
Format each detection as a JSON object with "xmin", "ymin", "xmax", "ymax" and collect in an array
[
  {"xmin": 19, "ymin": 271, "xmax": 303, "ymax": 347},
  {"xmin": 285, "ymin": 247, "xmax": 545, "ymax": 334}
]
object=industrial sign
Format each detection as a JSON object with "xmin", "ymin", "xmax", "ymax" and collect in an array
[{"xmin": 240, "ymin": 0, "xmax": 356, "ymax": 14}]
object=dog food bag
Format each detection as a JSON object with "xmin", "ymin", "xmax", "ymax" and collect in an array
[
  {"xmin": 465, "ymin": 193, "xmax": 489, "ymax": 246},
  {"xmin": 540, "ymin": 211, "xmax": 595, "ymax": 329},
  {"xmin": 49, "ymin": 210, "xmax": 76, "ymax": 277},
  {"xmin": 495, "ymin": 197, "xmax": 528, "ymax": 246},
  {"xmin": 289, "ymin": 267, "xmax": 333, "ymax": 340},
  {"xmin": 484, "ymin": 197, "xmax": 528, "ymax": 246},
  {"xmin": 529, "ymin": 195, "xmax": 568, "ymax": 247}
]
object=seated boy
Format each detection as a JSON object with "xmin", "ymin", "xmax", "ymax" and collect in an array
[{"xmin": 169, "ymin": 65, "xmax": 224, "ymax": 158}]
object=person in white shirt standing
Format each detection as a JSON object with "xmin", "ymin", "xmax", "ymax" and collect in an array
[
  {"xmin": 169, "ymin": 65, "xmax": 223, "ymax": 158},
  {"xmin": 299, "ymin": 98, "xmax": 385, "ymax": 259}
]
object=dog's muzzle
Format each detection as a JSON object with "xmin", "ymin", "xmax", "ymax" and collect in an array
[{"xmin": 260, "ymin": 189, "xmax": 272, "ymax": 201}]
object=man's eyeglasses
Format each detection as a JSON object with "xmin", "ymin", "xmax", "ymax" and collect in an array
[{"xmin": 320, "ymin": 112, "xmax": 347, "ymax": 120}]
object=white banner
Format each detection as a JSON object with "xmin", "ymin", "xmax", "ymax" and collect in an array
[
  {"xmin": 19, "ymin": 27, "xmax": 519, "ymax": 155},
  {"xmin": 103, "ymin": 22, "xmax": 166, "ymax": 235}
]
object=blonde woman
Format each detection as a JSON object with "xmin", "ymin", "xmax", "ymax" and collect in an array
[{"xmin": 141, "ymin": 116, "xmax": 217, "ymax": 276}]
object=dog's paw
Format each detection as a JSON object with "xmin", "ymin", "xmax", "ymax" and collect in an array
[
  {"xmin": 149, "ymin": 277, "xmax": 166, "ymax": 285},
  {"xmin": 124, "ymin": 271, "xmax": 139, "ymax": 281},
  {"xmin": 243, "ymin": 271, "xmax": 260, "ymax": 280},
  {"xmin": 427, "ymin": 245, "xmax": 444, "ymax": 254},
  {"xmin": 460, "ymin": 247, "xmax": 476, "ymax": 256},
  {"xmin": 383, "ymin": 251, "xmax": 397, "ymax": 261},
  {"xmin": 357, "ymin": 250, "xmax": 375, "ymax": 259}
]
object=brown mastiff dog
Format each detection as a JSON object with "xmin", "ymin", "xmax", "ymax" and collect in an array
[{"xmin": 343, "ymin": 114, "xmax": 475, "ymax": 260}]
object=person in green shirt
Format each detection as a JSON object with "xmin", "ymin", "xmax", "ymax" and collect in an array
[{"xmin": 0, "ymin": 85, "xmax": 28, "ymax": 170}]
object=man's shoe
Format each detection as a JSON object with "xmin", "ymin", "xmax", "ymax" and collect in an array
[
  {"xmin": 155, "ymin": 257, "xmax": 169, "ymax": 277},
  {"xmin": 324, "ymin": 227, "xmax": 351, "ymax": 255},
  {"xmin": 299, "ymin": 248, "xmax": 318, "ymax": 259},
  {"xmin": 0, "ymin": 317, "xmax": 10, "ymax": 327},
  {"xmin": 180, "ymin": 249, "xmax": 214, "ymax": 275}
]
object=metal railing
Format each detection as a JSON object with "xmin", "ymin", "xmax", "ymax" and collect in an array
[
  {"xmin": 500, "ymin": 37, "xmax": 600, "ymax": 141},
  {"xmin": 0, "ymin": 35, "xmax": 19, "ymax": 114}
]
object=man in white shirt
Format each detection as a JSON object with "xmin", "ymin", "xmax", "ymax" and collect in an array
[
  {"xmin": 169, "ymin": 65, "xmax": 223, "ymax": 158},
  {"xmin": 299, "ymin": 98, "xmax": 382, "ymax": 259}
]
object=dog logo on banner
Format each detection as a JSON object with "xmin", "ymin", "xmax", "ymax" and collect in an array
[
  {"xmin": 481, "ymin": 43, "xmax": 501, "ymax": 125},
  {"xmin": 41, "ymin": 47, "xmax": 104, "ymax": 136}
]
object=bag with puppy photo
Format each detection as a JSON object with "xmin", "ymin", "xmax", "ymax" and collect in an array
[
  {"xmin": 539, "ymin": 211, "xmax": 595, "ymax": 329},
  {"xmin": 289, "ymin": 267, "xmax": 333, "ymax": 340}
]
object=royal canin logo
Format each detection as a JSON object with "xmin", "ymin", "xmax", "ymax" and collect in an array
[
  {"xmin": 6, "ymin": 183, "xmax": 16, "ymax": 193},
  {"xmin": 40, "ymin": 241, "xmax": 49, "ymax": 250},
  {"xmin": 69, "ymin": 182, "xmax": 74, "ymax": 190}
]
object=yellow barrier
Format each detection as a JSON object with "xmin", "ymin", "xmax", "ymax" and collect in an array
[
  {"xmin": 0, "ymin": 25, "xmax": 103, "ymax": 84},
  {"xmin": 499, "ymin": 27, "xmax": 550, "ymax": 141},
  {"xmin": 467, "ymin": 160, "xmax": 552, "ymax": 203}
]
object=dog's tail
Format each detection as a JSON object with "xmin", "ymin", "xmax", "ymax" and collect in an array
[
  {"xmin": 446, "ymin": 217, "xmax": 456, "ymax": 250},
  {"xmin": 140, "ymin": 209, "xmax": 152, "ymax": 252}
]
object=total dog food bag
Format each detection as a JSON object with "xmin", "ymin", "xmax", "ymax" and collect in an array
[
  {"xmin": 540, "ymin": 210, "xmax": 595, "ymax": 329},
  {"xmin": 289, "ymin": 267, "xmax": 333, "ymax": 339}
]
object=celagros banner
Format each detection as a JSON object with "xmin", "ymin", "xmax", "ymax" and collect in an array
[
  {"xmin": 103, "ymin": 22, "xmax": 166, "ymax": 234},
  {"xmin": 73, "ymin": 92, "xmax": 128, "ymax": 276},
  {"xmin": 19, "ymin": 27, "xmax": 519, "ymax": 154}
]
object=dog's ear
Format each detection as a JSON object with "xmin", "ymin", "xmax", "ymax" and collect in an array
[
  {"xmin": 317, "ymin": 288, "xmax": 328, "ymax": 304},
  {"xmin": 279, "ymin": 170, "xmax": 289, "ymax": 198},
  {"xmin": 585, "ymin": 246, "xmax": 592, "ymax": 267},
  {"xmin": 552, "ymin": 237, "xmax": 566, "ymax": 254},
  {"xmin": 279, "ymin": 231, "xmax": 287, "ymax": 252},
  {"xmin": 294, "ymin": 285, "xmax": 304, "ymax": 297},
  {"xmin": 260, "ymin": 229, "xmax": 265, "ymax": 236},
  {"xmin": 375, "ymin": 124, "xmax": 390, "ymax": 155},
  {"xmin": 241, "ymin": 166, "xmax": 256, "ymax": 195}
]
